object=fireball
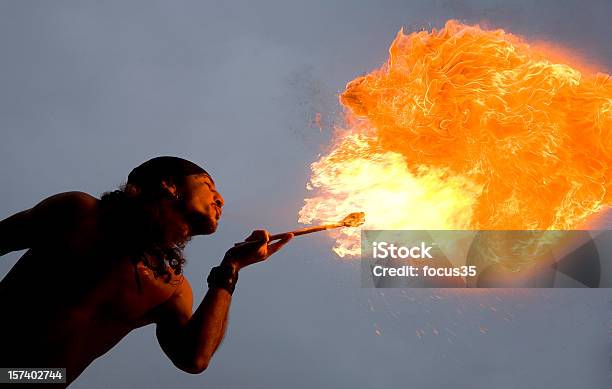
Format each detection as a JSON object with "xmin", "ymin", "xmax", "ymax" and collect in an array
[{"xmin": 299, "ymin": 20, "xmax": 612, "ymax": 258}]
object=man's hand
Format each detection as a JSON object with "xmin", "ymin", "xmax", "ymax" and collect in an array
[{"xmin": 222, "ymin": 230, "xmax": 293, "ymax": 271}]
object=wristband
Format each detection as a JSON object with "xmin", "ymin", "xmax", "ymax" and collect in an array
[{"xmin": 207, "ymin": 264, "xmax": 239, "ymax": 294}]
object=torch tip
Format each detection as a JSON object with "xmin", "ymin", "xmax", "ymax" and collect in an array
[{"xmin": 341, "ymin": 212, "xmax": 366, "ymax": 227}]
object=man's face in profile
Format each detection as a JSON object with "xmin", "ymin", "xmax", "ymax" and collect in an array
[{"xmin": 179, "ymin": 174, "xmax": 224, "ymax": 235}]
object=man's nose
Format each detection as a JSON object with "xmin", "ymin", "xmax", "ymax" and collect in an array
[{"xmin": 214, "ymin": 193, "xmax": 225, "ymax": 208}]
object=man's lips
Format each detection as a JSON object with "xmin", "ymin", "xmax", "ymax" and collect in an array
[{"xmin": 212, "ymin": 205, "xmax": 222, "ymax": 220}]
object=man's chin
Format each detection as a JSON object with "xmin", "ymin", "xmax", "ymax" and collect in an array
[
  {"xmin": 190, "ymin": 220, "xmax": 218, "ymax": 236},
  {"xmin": 204, "ymin": 223, "xmax": 218, "ymax": 235}
]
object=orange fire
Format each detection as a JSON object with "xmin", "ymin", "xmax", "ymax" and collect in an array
[{"xmin": 299, "ymin": 20, "xmax": 612, "ymax": 257}]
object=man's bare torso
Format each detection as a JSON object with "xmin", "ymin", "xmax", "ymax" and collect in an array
[{"xmin": 0, "ymin": 195, "xmax": 186, "ymax": 385}]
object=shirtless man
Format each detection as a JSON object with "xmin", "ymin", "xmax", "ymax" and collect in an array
[{"xmin": 0, "ymin": 156, "xmax": 293, "ymax": 386}]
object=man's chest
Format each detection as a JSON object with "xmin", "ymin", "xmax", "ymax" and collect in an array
[{"xmin": 87, "ymin": 259, "xmax": 183, "ymax": 327}]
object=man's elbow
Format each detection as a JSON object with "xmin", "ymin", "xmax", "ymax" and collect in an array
[{"xmin": 176, "ymin": 356, "xmax": 210, "ymax": 375}]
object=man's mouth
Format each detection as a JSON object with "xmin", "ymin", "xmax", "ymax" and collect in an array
[{"xmin": 212, "ymin": 205, "xmax": 222, "ymax": 220}]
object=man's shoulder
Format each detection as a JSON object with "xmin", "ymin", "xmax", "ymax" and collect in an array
[
  {"xmin": 153, "ymin": 275, "xmax": 194, "ymax": 325},
  {"xmin": 170, "ymin": 274, "xmax": 194, "ymax": 307},
  {"xmin": 33, "ymin": 191, "xmax": 99, "ymax": 216},
  {"xmin": 38, "ymin": 191, "xmax": 99, "ymax": 212},
  {"xmin": 32, "ymin": 192, "xmax": 100, "ymax": 235}
]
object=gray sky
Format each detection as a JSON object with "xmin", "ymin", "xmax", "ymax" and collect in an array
[{"xmin": 1, "ymin": 1, "xmax": 611, "ymax": 388}]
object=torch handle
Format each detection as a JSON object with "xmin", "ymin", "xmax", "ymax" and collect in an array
[
  {"xmin": 232, "ymin": 223, "xmax": 343, "ymax": 248},
  {"xmin": 268, "ymin": 223, "xmax": 343, "ymax": 241}
]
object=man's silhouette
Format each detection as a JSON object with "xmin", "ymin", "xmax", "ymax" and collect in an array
[{"xmin": 0, "ymin": 156, "xmax": 293, "ymax": 386}]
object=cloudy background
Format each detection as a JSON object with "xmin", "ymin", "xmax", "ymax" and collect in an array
[{"xmin": 1, "ymin": 0, "xmax": 611, "ymax": 388}]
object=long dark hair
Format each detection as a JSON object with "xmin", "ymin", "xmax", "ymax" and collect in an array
[{"xmin": 100, "ymin": 184, "xmax": 190, "ymax": 282}]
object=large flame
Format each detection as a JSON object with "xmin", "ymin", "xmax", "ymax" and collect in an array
[{"xmin": 299, "ymin": 20, "xmax": 612, "ymax": 257}]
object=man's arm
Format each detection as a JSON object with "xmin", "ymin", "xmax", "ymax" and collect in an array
[
  {"xmin": 155, "ymin": 277, "xmax": 232, "ymax": 374},
  {"xmin": 155, "ymin": 230, "xmax": 293, "ymax": 374},
  {"xmin": 0, "ymin": 209, "xmax": 34, "ymax": 256},
  {"xmin": 0, "ymin": 192, "xmax": 97, "ymax": 256}
]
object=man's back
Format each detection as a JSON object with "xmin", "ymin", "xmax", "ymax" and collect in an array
[{"xmin": 0, "ymin": 192, "xmax": 186, "ymax": 385}]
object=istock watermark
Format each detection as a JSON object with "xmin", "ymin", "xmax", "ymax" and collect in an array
[
  {"xmin": 371, "ymin": 241, "xmax": 433, "ymax": 259},
  {"xmin": 361, "ymin": 230, "xmax": 612, "ymax": 288}
]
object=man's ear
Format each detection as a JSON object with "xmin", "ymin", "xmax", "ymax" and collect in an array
[{"xmin": 160, "ymin": 180, "xmax": 179, "ymax": 199}]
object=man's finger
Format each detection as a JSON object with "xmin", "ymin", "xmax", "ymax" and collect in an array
[{"xmin": 267, "ymin": 233, "xmax": 294, "ymax": 256}]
